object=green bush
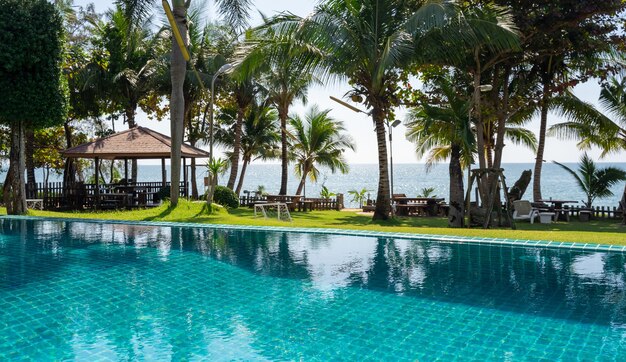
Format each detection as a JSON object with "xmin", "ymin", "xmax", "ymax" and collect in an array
[{"xmin": 213, "ymin": 186, "xmax": 239, "ymax": 208}]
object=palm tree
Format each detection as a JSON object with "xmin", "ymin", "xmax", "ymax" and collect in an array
[
  {"xmin": 90, "ymin": 7, "xmax": 160, "ymax": 181},
  {"xmin": 288, "ymin": 106, "xmax": 355, "ymax": 196},
  {"xmin": 233, "ymin": 16, "xmax": 316, "ymax": 196},
  {"xmin": 406, "ymin": 73, "xmax": 536, "ymax": 227},
  {"xmin": 550, "ymin": 77, "xmax": 626, "ymax": 155},
  {"xmin": 252, "ymin": 0, "xmax": 517, "ymax": 219},
  {"xmin": 553, "ymin": 153, "xmax": 626, "ymax": 208},
  {"xmin": 117, "ymin": 0, "xmax": 251, "ymax": 206},
  {"xmin": 348, "ymin": 188, "xmax": 369, "ymax": 207},
  {"xmin": 215, "ymin": 102, "xmax": 281, "ymax": 195}
]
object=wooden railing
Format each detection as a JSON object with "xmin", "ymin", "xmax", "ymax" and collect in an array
[
  {"xmin": 239, "ymin": 194, "xmax": 344, "ymax": 211},
  {"xmin": 24, "ymin": 181, "xmax": 188, "ymax": 211}
]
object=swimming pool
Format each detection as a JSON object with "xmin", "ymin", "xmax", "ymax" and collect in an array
[{"xmin": 0, "ymin": 218, "xmax": 625, "ymax": 361}]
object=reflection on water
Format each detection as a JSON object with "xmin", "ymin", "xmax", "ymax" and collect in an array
[{"xmin": 1, "ymin": 219, "xmax": 626, "ymax": 360}]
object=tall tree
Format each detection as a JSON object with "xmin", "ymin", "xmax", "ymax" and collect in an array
[
  {"xmin": 0, "ymin": 0, "xmax": 66, "ymax": 214},
  {"xmin": 487, "ymin": 0, "xmax": 626, "ymax": 202},
  {"xmin": 117, "ymin": 0, "xmax": 250, "ymax": 206},
  {"xmin": 288, "ymin": 106, "xmax": 355, "ymax": 196},
  {"xmin": 259, "ymin": 0, "xmax": 517, "ymax": 219},
  {"xmin": 215, "ymin": 101, "xmax": 280, "ymax": 195}
]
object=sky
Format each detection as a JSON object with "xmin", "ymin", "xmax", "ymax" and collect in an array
[{"xmin": 74, "ymin": 0, "xmax": 624, "ymax": 164}]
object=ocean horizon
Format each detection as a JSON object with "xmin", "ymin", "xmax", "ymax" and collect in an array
[{"xmin": 3, "ymin": 162, "xmax": 624, "ymax": 208}]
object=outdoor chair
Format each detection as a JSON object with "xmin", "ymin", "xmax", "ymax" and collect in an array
[{"xmin": 512, "ymin": 200, "xmax": 539, "ymax": 224}]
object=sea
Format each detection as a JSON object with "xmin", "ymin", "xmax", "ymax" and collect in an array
[{"xmin": 3, "ymin": 163, "xmax": 624, "ymax": 209}]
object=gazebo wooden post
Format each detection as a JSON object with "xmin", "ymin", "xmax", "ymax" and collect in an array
[
  {"xmin": 161, "ymin": 158, "xmax": 166, "ymax": 188},
  {"xmin": 124, "ymin": 159, "xmax": 129, "ymax": 181},
  {"xmin": 94, "ymin": 157, "xmax": 100, "ymax": 210},
  {"xmin": 183, "ymin": 157, "xmax": 187, "ymax": 197}
]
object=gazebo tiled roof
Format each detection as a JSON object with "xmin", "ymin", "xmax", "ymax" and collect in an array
[{"xmin": 61, "ymin": 126, "xmax": 210, "ymax": 159}]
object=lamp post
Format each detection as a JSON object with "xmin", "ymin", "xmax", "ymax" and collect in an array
[
  {"xmin": 387, "ymin": 119, "xmax": 401, "ymax": 204},
  {"xmin": 466, "ymin": 84, "xmax": 493, "ymax": 226},
  {"xmin": 207, "ymin": 63, "xmax": 232, "ymax": 205}
]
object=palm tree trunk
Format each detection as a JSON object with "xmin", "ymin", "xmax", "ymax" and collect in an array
[
  {"xmin": 3, "ymin": 122, "xmax": 27, "ymax": 215},
  {"xmin": 169, "ymin": 1, "xmax": 188, "ymax": 207},
  {"xmin": 533, "ymin": 80, "xmax": 550, "ymax": 202},
  {"xmin": 372, "ymin": 105, "xmax": 391, "ymax": 220},
  {"xmin": 125, "ymin": 106, "xmax": 139, "ymax": 182},
  {"xmin": 448, "ymin": 144, "xmax": 464, "ymax": 228},
  {"xmin": 295, "ymin": 166, "xmax": 308, "ymax": 196},
  {"xmin": 235, "ymin": 157, "xmax": 250, "ymax": 196},
  {"xmin": 62, "ymin": 121, "xmax": 77, "ymax": 189},
  {"xmin": 227, "ymin": 107, "xmax": 244, "ymax": 191},
  {"xmin": 279, "ymin": 106, "xmax": 289, "ymax": 195}
]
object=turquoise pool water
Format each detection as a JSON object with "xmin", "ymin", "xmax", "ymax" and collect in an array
[{"xmin": 0, "ymin": 219, "xmax": 625, "ymax": 361}]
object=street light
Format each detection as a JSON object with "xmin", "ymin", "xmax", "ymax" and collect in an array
[
  {"xmin": 207, "ymin": 63, "xmax": 232, "ymax": 205},
  {"xmin": 466, "ymin": 83, "xmax": 493, "ymax": 226},
  {"xmin": 387, "ymin": 119, "xmax": 401, "ymax": 206}
]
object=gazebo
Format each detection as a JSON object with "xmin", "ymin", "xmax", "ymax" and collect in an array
[{"xmin": 55, "ymin": 126, "xmax": 209, "ymax": 209}]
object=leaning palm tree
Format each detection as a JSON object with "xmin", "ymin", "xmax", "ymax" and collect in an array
[
  {"xmin": 553, "ymin": 153, "xmax": 626, "ymax": 208},
  {"xmin": 249, "ymin": 0, "xmax": 517, "ymax": 219},
  {"xmin": 116, "ymin": 0, "xmax": 251, "ymax": 206},
  {"xmin": 288, "ymin": 106, "xmax": 355, "ymax": 196}
]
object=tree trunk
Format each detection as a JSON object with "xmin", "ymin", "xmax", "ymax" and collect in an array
[
  {"xmin": 372, "ymin": 105, "xmax": 391, "ymax": 220},
  {"xmin": 472, "ymin": 70, "xmax": 489, "ymax": 204},
  {"xmin": 25, "ymin": 128, "xmax": 36, "ymax": 198},
  {"xmin": 62, "ymin": 121, "xmax": 77, "ymax": 188},
  {"xmin": 227, "ymin": 107, "xmax": 244, "ymax": 191},
  {"xmin": 533, "ymin": 80, "xmax": 550, "ymax": 203},
  {"xmin": 295, "ymin": 166, "xmax": 308, "ymax": 196},
  {"xmin": 279, "ymin": 106, "xmax": 289, "ymax": 195},
  {"xmin": 190, "ymin": 158, "xmax": 198, "ymax": 199},
  {"xmin": 448, "ymin": 144, "xmax": 464, "ymax": 228},
  {"xmin": 508, "ymin": 170, "xmax": 532, "ymax": 202},
  {"xmin": 3, "ymin": 123, "xmax": 27, "ymax": 215},
  {"xmin": 169, "ymin": 1, "xmax": 188, "ymax": 207},
  {"xmin": 125, "ymin": 106, "xmax": 139, "ymax": 182},
  {"xmin": 235, "ymin": 157, "xmax": 250, "ymax": 196}
]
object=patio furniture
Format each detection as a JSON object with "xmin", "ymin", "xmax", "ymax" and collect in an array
[
  {"xmin": 394, "ymin": 197, "xmax": 445, "ymax": 217},
  {"xmin": 538, "ymin": 199, "xmax": 578, "ymax": 222},
  {"xmin": 512, "ymin": 200, "xmax": 539, "ymax": 224},
  {"xmin": 579, "ymin": 209, "xmax": 592, "ymax": 222},
  {"xmin": 539, "ymin": 212, "xmax": 556, "ymax": 224}
]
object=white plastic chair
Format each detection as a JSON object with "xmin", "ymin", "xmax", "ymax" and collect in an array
[{"xmin": 512, "ymin": 200, "xmax": 539, "ymax": 224}]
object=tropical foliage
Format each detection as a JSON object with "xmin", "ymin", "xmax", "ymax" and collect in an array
[
  {"xmin": 288, "ymin": 106, "xmax": 355, "ymax": 196},
  {"xmin": 553, "ymin": 153, "xmax": 626, "ymax": 208}
]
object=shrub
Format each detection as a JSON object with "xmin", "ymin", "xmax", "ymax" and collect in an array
[{"xmin": 213, "ymin": 186, "xmax": 239, "ymax": 208}]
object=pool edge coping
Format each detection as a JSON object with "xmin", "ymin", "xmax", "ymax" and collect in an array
[{"xmin": 1, "ymin": 215, "xmax": 624, "ymax": 253}]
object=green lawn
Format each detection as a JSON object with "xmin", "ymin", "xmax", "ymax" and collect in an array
[{"xmin": 1, "ymin": 201, "xmax": 625, "ymax": 245}]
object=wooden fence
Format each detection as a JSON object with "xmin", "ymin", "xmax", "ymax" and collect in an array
[
  {"xmin": 562, "ymin": 205, "xmax": 623, "ymax": 220},
  {"xmin": 239, "ymin": 194, "xmax": 344, "ymax": 211},
  {"xmin": 24, "ymin": 181, "xmax": 188, "ymax": 211}
]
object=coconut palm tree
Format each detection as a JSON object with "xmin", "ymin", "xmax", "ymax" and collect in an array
[
  {"xmin": 248, "ymin": 0, "xmax": 518, "ymax": 219},
  {"xmin": 215, "ymin": 102, "xmax": 281, "ymax": 195},
  {"xmin": 90, "ymin": 7, "xmax": 160, "ymax": 180},
  {"xmin": 550, "ymin": 77, "xmax": 626, "ymax": 155},
  {"xmin": 553, "ymin": 153, "xmax": 626, "ymax": 208},
  {"xmin": 116, "ymin": 0, "xmax": 251, "ymax": 206},
  {"xmin": 288, "ymin": 106, "xmax": 355, "ymax": 196}
]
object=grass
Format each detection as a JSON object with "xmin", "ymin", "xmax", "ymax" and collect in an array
[{"xmin": 1, "ymin": 200, "xmax": 625, "ymax": 245}]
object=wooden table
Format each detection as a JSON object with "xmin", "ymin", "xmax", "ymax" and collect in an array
[
  {"xmin": 393, "ymin": 197, "xmax": 445, "ymax": 216},
  {"xmin": 538, "ymin": 200, "xmax": 578, "ymax": 221}
]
